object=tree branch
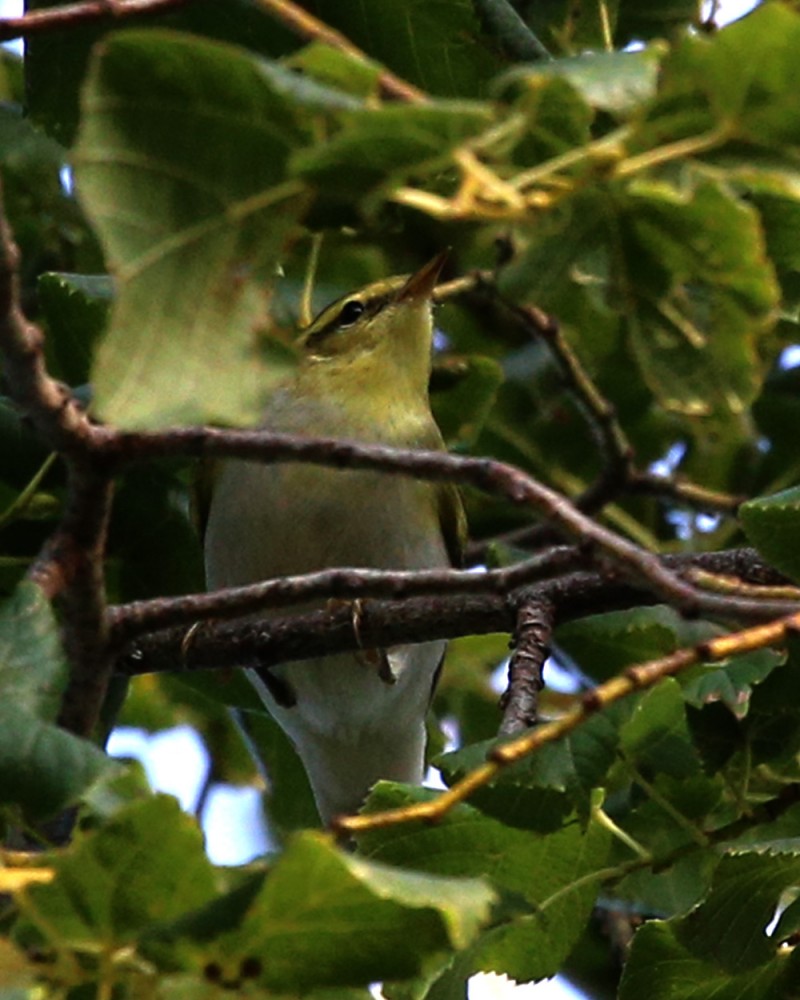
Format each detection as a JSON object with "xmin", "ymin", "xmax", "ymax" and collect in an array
[
  {"xmin": 33, "ymin": 464, "xmax": 115, "ymax": 737},
  {"xmin": 464, "ymin": 290, "xmax": 742, "ymax": 559},
  {"xmin": 113, "ymin": 549, "xmax": 794, "ymax": 678},
  {"xmin": 0, "ymin": 184, "xmax": 96, "ymax": 455},
  {"xmin": 94, "ymin": 425, "xmax": 800, "ymax": 625},
  {"xmin": 499, "ymin": 598, "xmax": 553, "ymax": 735},
  {"xmin": 107, "ymin": 545, "xmax": 583, "ymax": 644},
  {"xmin": 0, "ymin": 0, "xmax": 195, "ymax": 42},
  {"xmin": 0, "ymin": 184, "xmax": 114, "ymax": 737}
]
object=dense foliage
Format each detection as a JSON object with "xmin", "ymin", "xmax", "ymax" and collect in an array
[{"xmin": 2, "ymin": 1, "xmax": 800, "ymax": 997}]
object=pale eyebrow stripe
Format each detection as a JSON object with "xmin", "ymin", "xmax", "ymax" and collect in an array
[{"xmin": 302, "ymin": 293, "xmax": 393, "ymax": 350}]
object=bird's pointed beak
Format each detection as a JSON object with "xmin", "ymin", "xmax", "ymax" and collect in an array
[{"xmin": 395, "ymin": 250, "xmax": 449, "ymax": 303}]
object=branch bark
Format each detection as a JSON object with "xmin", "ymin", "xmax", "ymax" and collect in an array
[
  {"xmin": 113, "ymin": 549, "xmax": 793, "ymax": 679},
  {"xmin": 499, "ymin": 599, "xmax": 553, "ymax": 735},
  {"xmin": 0, "ymin": 0, "xmax": 194, "ymax": 42}
]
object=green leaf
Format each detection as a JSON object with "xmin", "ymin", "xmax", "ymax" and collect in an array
[
  {"xmin": 431, "ymin": 356, "xmax": 504, "ymax": 449},
  {"xmin": 681, "ymin": 646, "xmax": 782, "ymax": 718},
  {"xmin": 0, "ymin": 709, "xmax": 114, "ymax": 821},
  {"xmin": 0, "ymin": 103, "xmax": 64, "ymax": 173},
  {"xmin": 74, "ymin": 31, "xmax": 318, "ymax": 428},
  {"xmin": 557, "ymin": 605, "xmax": 681, "ymax": 682},
  {"xmin": 0, "ymin": 584, "xmax": 117, "ymax": 818},
  {"xmin": 498, "ymin": 47, "xmax": 664, "ymax": 117},
  {"xmin": 0, "ymin": 398, "xmax": 52, "ymax": 487},
  {"xmin": 0, "ymin": 47, "xmax": 23, "ymax": 103},
  {"xmin": 741, "ymin": 654, "xmax": 800, "ymax": 766},
  {"xmin": 20, "ymin": 796, "xmax": 216, "ymax": 947},
  {"xmin": 620, "ymin": 848, "xmax": 800, "ymax": 998},
  {"xmin": 436, "ymin": 708, "xmax": 621, "ymax": 827},
  {"xmin": 614, "ymin": 850, "xmax": 720, "ymax": 920},
  {"xmin": 0, "ymin": 581, "xmax": 67, "ymax": 718},
  {"xmin": 78, "ymin": 761, "xmax": 154, "ymax": 825},
  {"xmin": 146, "ymin": 831, "xmax": 494, "ymax": 992},
  {"xmin": 309, "ymin": 0, "xmax": 504, "ymax": 99},
  {"xmin": 291, "ymin": 101, "xmax": 491, "ymax": 197},
  {"xmin": 620, "ymin": 680, "xmax": 703, "ymax": 782},
  {"xmin": 37, "ymin": 272, "xmax": 112, "ymax": 388},
  {"xmin": 739, "ymin": 486, "xmax": 800, "ymax": 582},
  {"xmin": 618, "ymin": 178, "xmax": 779, "ymax": 425},
  {"xmin": 24, "ymin": 0, "xmax": 298, "ymax": 146},
  {"xmin": 286, "ymin": 42, "xmax": 383, "ymax": 100},
  {"xmin": 110, "ymin": 464, "xmax": 204, "ymax": 601},
  {"xmin": 639, "ymin": 4, "xmax": 800, "ymax": 154},
  {"xmin": 620, "ymin": 918, "xmax": 800, "ymax": 1000},
  {"xmin": 359, "ymin": 785, "xmax": 610, "ymax": 983},
  {"xmin": 612, "ymin": 682, "xmax": 724, "ymax": 868},
  {"xmin": 509, "ymin": 75, "xmax": 593, "ymax": 164}
]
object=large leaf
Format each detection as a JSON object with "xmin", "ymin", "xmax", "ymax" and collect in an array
[
  {"xmin": 359, "ymin": 785, "xmax": 610, "ymax": 984},
  {"xmin": 143, "ymin": 831, "xmax": 494, "ymax": 992},
  {"xmin": 0, "ymin": 583, "xmax": 114, "ymax": 818},
  {"xmin": 25, "ymin": 0, "xmax": 295, "ymax": 145},
  {"xmin": 37, "ymin": 272, "xmax": 112, "ymax": 388},
  {"xmin": 619, "ymin": 679, "xmax": 704, "ymax": 782},
  {"xmin": 435, "ymin": 708, "xmax": 621, "ymax": 828},
  {"xmin": 308, "ymin": 0, "xmax": 504, "ymax": 98},
  {"xmin": 0, "ymin": 581, "xmax": 67, "ymax": 718},
  {"xmin": 620, "ymin": 848, "xmax": 800, "ymax": 998},
  {"xmin": 73, "ymin": 31, "xmax": 323, "ymax": 428},
  {"xmin": 636, "ymin": 3, "xmax": 800, "ymax": 156},
  {"xmin": 19, "ymin": 796, "xmax": 217, "ymax": 947},
  {"xmin": 557, "ymin": 605, "xmax": 681, "ymax": 682},
  {"xmin": 291, "ymin": 101, "xmax": 492, "ymax": 198},
  {"xmin": 498, "ymin": 47, "xmax": 663, "ymax": 118},
  {"xmin": 617, "ymin": 178, "xmax": 779, "ymax": 423},
  {"xmin": 739, "ymin": 486, "xmax": 800, "ymax": 583}
]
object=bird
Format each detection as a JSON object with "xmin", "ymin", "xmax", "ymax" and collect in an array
[{"xmin": 203, "ymin": 252, "xmax": 466, "ymax": 824}]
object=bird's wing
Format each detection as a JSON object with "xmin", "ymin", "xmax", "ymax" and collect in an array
[{"xmin": 438, "ymin": 480, "xmax": 467, "ymax": 569}]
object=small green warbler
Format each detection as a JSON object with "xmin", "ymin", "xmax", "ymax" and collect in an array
[{"xmin": 204, "ymin": 252, "xmax": 466, "ymax": 824}]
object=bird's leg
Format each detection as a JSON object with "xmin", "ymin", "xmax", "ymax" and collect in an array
[{"xmin": 325, "ymin": 597, "xmax": 396, "ymax": 685}]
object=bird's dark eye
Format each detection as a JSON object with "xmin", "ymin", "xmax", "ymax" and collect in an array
[{"xmin": 337, "ymin": 300, "xmax": 365, "ymax": 328}]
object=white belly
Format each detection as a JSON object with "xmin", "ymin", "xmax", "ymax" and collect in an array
[{"xmin": 204, "ymin": 456, "xmax": 450, "ymax": 821}]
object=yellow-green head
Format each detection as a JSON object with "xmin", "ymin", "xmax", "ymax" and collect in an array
[{"xmin": 293, "ymin": 251, "xmax": 448, "ymax": 409}]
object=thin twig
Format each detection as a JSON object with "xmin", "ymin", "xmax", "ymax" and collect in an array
[
  {"xmin": 463, "ymin": 293, "xmax": 742, "ymax": 560},
  {"xmin": 686, "ymin": 568, "xmax": 800, "ymax": 602},
  {"xmin": 472, "ymin": 0, "xmax": 552, "ymax": 62},
  {"xmin": 0, "ymin": 0, "xmax": 194, "ymax": 42},
  {"xmin": 629, "ymin": 471, "xmax": 743, "ymax": 514},
  {"xmin": 336, "ymin": 608, "xmax": 800, "ymax": 834},
  {"xmin": 0, "ymin": 452, "xmax": 58, "ymax": 530},
  {"xmin": 514, "ymin": 304, "xmax": 634, "ymax": 483},
  {"xmin": 0, "ymin": 184, "xmax": 95, "ymax": 454},
  {"xmin": 252, "ymin": 0, "xmax": 426, "ymax": 103}
]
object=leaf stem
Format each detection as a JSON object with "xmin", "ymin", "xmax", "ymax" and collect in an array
[
  {"xmin": 592, "ymin": 804, "xmax": 652, "ymax": 860},
  {"xmin": 0, "ymin": 452, "xmax": 58, "ymax": 530}
]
